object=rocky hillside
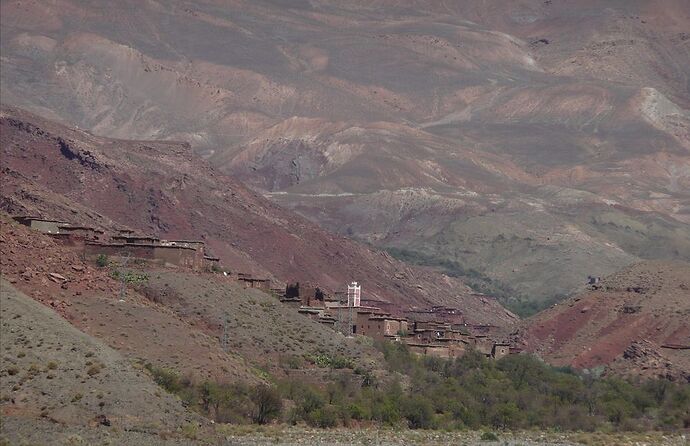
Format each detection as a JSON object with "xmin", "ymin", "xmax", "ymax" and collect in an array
[
  {"xmin": 0, "ymin": 280, "xmax": 204, "ymax": 444},
  {"xmin": 0, "ymin": 106, "xmax": 516, "ymax": 327},
  {"xmin": 520, "ymin": 260, "xmax": 690, "ymax": 382},
  {"xmin": 1, "ymin": 0, "xmax": 687, "ymax": 312}
]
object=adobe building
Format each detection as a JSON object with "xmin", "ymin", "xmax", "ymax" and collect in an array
[
  {"xmin": 112, "ymin": 234, "xmax": 161, "ymax": 245},
  {"xmin": 13, "ymin": 216, "xmax": 68, "ymax": 234},
  {"xmin": 203, "ymin": 254, "xmax": 220, "ymax": 270},
  {"xmin": 406, "ymin": 341, "xmax": 466, "ymax": 359},
  {"xmin": 283, "ymin": 282, "xmax": 326, "ymax": 307},
  {"xmin": 238, "ymin": 275, "xmax": 271, "ymax": 290},
  {"xmin": 492, "ymin": 342, "xmax": 510, "ymax": 360},
  {"xmin": 58, "ymin": 224, "xmax": 105, "ymax": 241},
  {"xmin": 85, "ymin": 235, "xmax": 211, "ymax": 271},
  {"xmin": 13, "ymin": 216, "xmax": 105, "ymax": 245},
  {"xmin": 358, "ymin": 315, "xmax": 409, "ymax": 340}
]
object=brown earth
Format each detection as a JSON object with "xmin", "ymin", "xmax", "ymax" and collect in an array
[{"xmin": 520, "ymin": 260, "xmax": 690, "ymax": 381}]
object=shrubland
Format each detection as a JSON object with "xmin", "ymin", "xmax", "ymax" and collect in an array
[{"xmin": 146, "ymin": 342, "xmax": 690, "ymax": 431}]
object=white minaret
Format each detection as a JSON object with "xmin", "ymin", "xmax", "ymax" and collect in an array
[{"xmin": 347, "ymin": 281, "xmax": 361, "ymax": 307}]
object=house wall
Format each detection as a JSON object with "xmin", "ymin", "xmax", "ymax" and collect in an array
[
  {"xmin": 493, "ymin": 345, "xmax": 510, "ymax": 360},
  {"xmin": 84, "ymin": 243, "xmax": 157, "ymax": 260},
  {"xmin": 30, "ymin": 220, "xmax": 62, "ymax": 234},
  {"xmin": 153, "ymin": 246, "xmax": 201, "ymax": 270},
  {"xmin": 424, "ymin": 345, "xmax": 451, "ymax": 359},
  {"xmin": 84, "ymin": 243, "xmax": 203, "ymax": 270}
]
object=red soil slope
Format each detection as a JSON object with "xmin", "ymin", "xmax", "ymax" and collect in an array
[
  {"xmin": 0, "ymin": 106, "xmax": 516, "ymax": 328},
  {"xmin": 0, "ymin": 216, "xmax": 259, "ymax": 382},
  {"xmin": 521, "ymin": 261, "xmax": 690, "ymax": 381}
]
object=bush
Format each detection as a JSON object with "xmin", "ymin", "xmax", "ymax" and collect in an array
[
  {"xmin": 347, "ymin": 403, "xmax": 367, "ymax": 421},
  {"xmin": 401, "ymin": 396, "xmax": 435, "ymax": 429},
  {"xmin": 251, "ymin": 384, "xmax": 282, "ymax": 425},
  {"xmin": 480, "ymin": 431, "xmax": 499, "ymax": 441},
  {"xmin": 96, "ymin": 254, "xmax": 108, "ymax": 268},
  {"xmin": 307, "ymin": 405, "xmax": 339, "ymax": 428},
  {"xmin": 146, "ymin": 364, "xmax": 183, "ymax": 393},
  {"xmin": 110, "ymin": 270, "xmax": 148, "ymax": 285}
]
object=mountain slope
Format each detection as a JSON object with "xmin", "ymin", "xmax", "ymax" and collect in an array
[
  {"xmin": 1, "ymin": 0, "xmax": 688, "ymax": 312},
  {"xmin": 0, "ymin": 106, "xmax": 516, "ymax": 326},
  {"xmin": 520, "ymin": 260, "xmax": 690, "ymax": 381},
  {"xmin": 0, "ymin": 280, "xmax": 202, "ymax": 438}
]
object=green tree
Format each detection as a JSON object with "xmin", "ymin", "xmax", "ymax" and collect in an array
[
  {"xmin": 251, "ymin": 384, "xmax": 282, "ymax": 425},
  {"xmin": 401, "ymin": 395, "xmax": 435, "ymax": 429}
]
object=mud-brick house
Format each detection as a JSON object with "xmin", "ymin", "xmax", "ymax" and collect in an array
[
  {"xmin": 359, "ymin": 315, "xmax": 409, "ymax": 340},
  {"xmin": 470, "ymin": 336, "xmax": 495, "ymax": 358},
  {"xmin": 13, "ymin": 216, "xmax": 68, "ymax": 234},
  {"xmin": 297, "ymin": 307, "xmax": 336, "ymax": 326},
  {"xmin": 238, "ymin": 274, "xmax": 271, "ymax": 290},
  {"xmin": 492, "ymin": 342, "xmax": 510, "ymax": 360},
  {"xmin": 85, "ymin": 235, "xmax": 209, "ymax": 271},
  {"xmin": 412, "ymin": 329, "xmax": 440, "ymax": 344},
  {"xmin": 159, "ymin": 239, "xmax": 207, "ymax": 270},
  {"xmin": 58, "ymin": 224, "xmax": 105, "ymax": 241},
  {"xmin": 203, "ymin": 254, "xmax": 220, "ymax": 270},
  {"xmin": 283, "ymin": 282, "xmax": 326, "ymax": 307},
  {"xmin": 406, "ymin": 341, "xmax": 465, "ymax": 359},
  {"xmin": 13, "ymin": 216, "xmax": 104, "ymax": 243},
  {"xmin": 111, "ymin": 234, "xmax": 160, "ymax": 244}
]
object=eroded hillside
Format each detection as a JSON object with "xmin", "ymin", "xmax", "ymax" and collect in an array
[{"xmin": 520, "ymin": 260, "xmax": 690, "ymax": 381}]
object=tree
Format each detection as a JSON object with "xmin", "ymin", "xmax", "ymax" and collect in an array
[
  {"xmin": 251, "ymin": 384, "xmax": 282, "ymax": 425},
  {"xmin": 401, "ymin": 395, "xmax": 435, "ymax": 429}
]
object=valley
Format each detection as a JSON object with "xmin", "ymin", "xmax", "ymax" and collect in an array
[{"xmin": 0, "ymin": 1, "xmax": 689, "ymax": 443}]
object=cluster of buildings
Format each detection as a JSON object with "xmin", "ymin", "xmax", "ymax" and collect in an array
[
  {"xmin": 13, "ymin": 214, "xmax": 514, "ymax": 360},
  {"xmin": 278, "ymin": 281, "xmax": 513, "ymax": 360},
  {"xmin": 12, "ymin": 215, "xmax": 219, "ymax": 271}
]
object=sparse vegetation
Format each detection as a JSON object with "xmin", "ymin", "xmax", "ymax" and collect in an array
[
  {"xmin": 95, "ymin": 254, "xmax": 108, "ymax": 268},
  {"xmin": 109, "ymin": 270, "xmax": 149, "ymax": 285},
  {"xmin": 86, "ymin": 364, "xmax": 102, "ymax": 376},
  {"xmin": 305, "ymin": 353, "xmax": 353, "ymax": 369},
  {"xmin": 480, "ymin": 431, "xmax": 499, "ymax": 441},
  {"xmin": 386, "ymin": 247, "xmax": 562, "ymax": 316}
]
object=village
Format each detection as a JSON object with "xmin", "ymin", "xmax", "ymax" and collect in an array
[{"xmin": 12, "ymin": 215, "xmax": 515, "ymax": 361}]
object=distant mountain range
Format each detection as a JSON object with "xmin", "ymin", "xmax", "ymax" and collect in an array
[{"xmin": 1, "ymin": 0, "xmax": 688, "ymax": 314}]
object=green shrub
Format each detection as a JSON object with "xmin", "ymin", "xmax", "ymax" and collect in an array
[
  {"xmin": 347, "ymin": 403, "xmax": 367, "ymax": 421},
  {"xmin": 96, "ymin": 254, "xmax": 108, "ymax": 268},
  {"xmin": 110, "ymin": 270, "xmax": 149, "ymax": 285},
  {"xmin": 401, "ymin": 395, "xmax": 435, "ymax": 429},
  {"xmin": 307, "ymin": 405, "xmax": 339, "ymax": 428},
  {"xmin": 251, "ymin": 384, "xmax": 282, "ymax": 425},
  {"xmin": 146, "ymin": 364, "xmax": 183, "ymax": 393},
  {"xmin": 480, "ymin": 431, "xmax": 499, "ymax": 441}
]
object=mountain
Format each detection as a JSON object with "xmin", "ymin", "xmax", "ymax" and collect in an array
[
  {"xmin": 0, "ymin": 105, "xmax": 515, "ymax": 327},
  {"xmin": 520, "ymin": 260, "xmax": 690, "ymax": 381},
  {"xmin": 1, "ymin": 0, "xmax": 688, "ymax": 313}
]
